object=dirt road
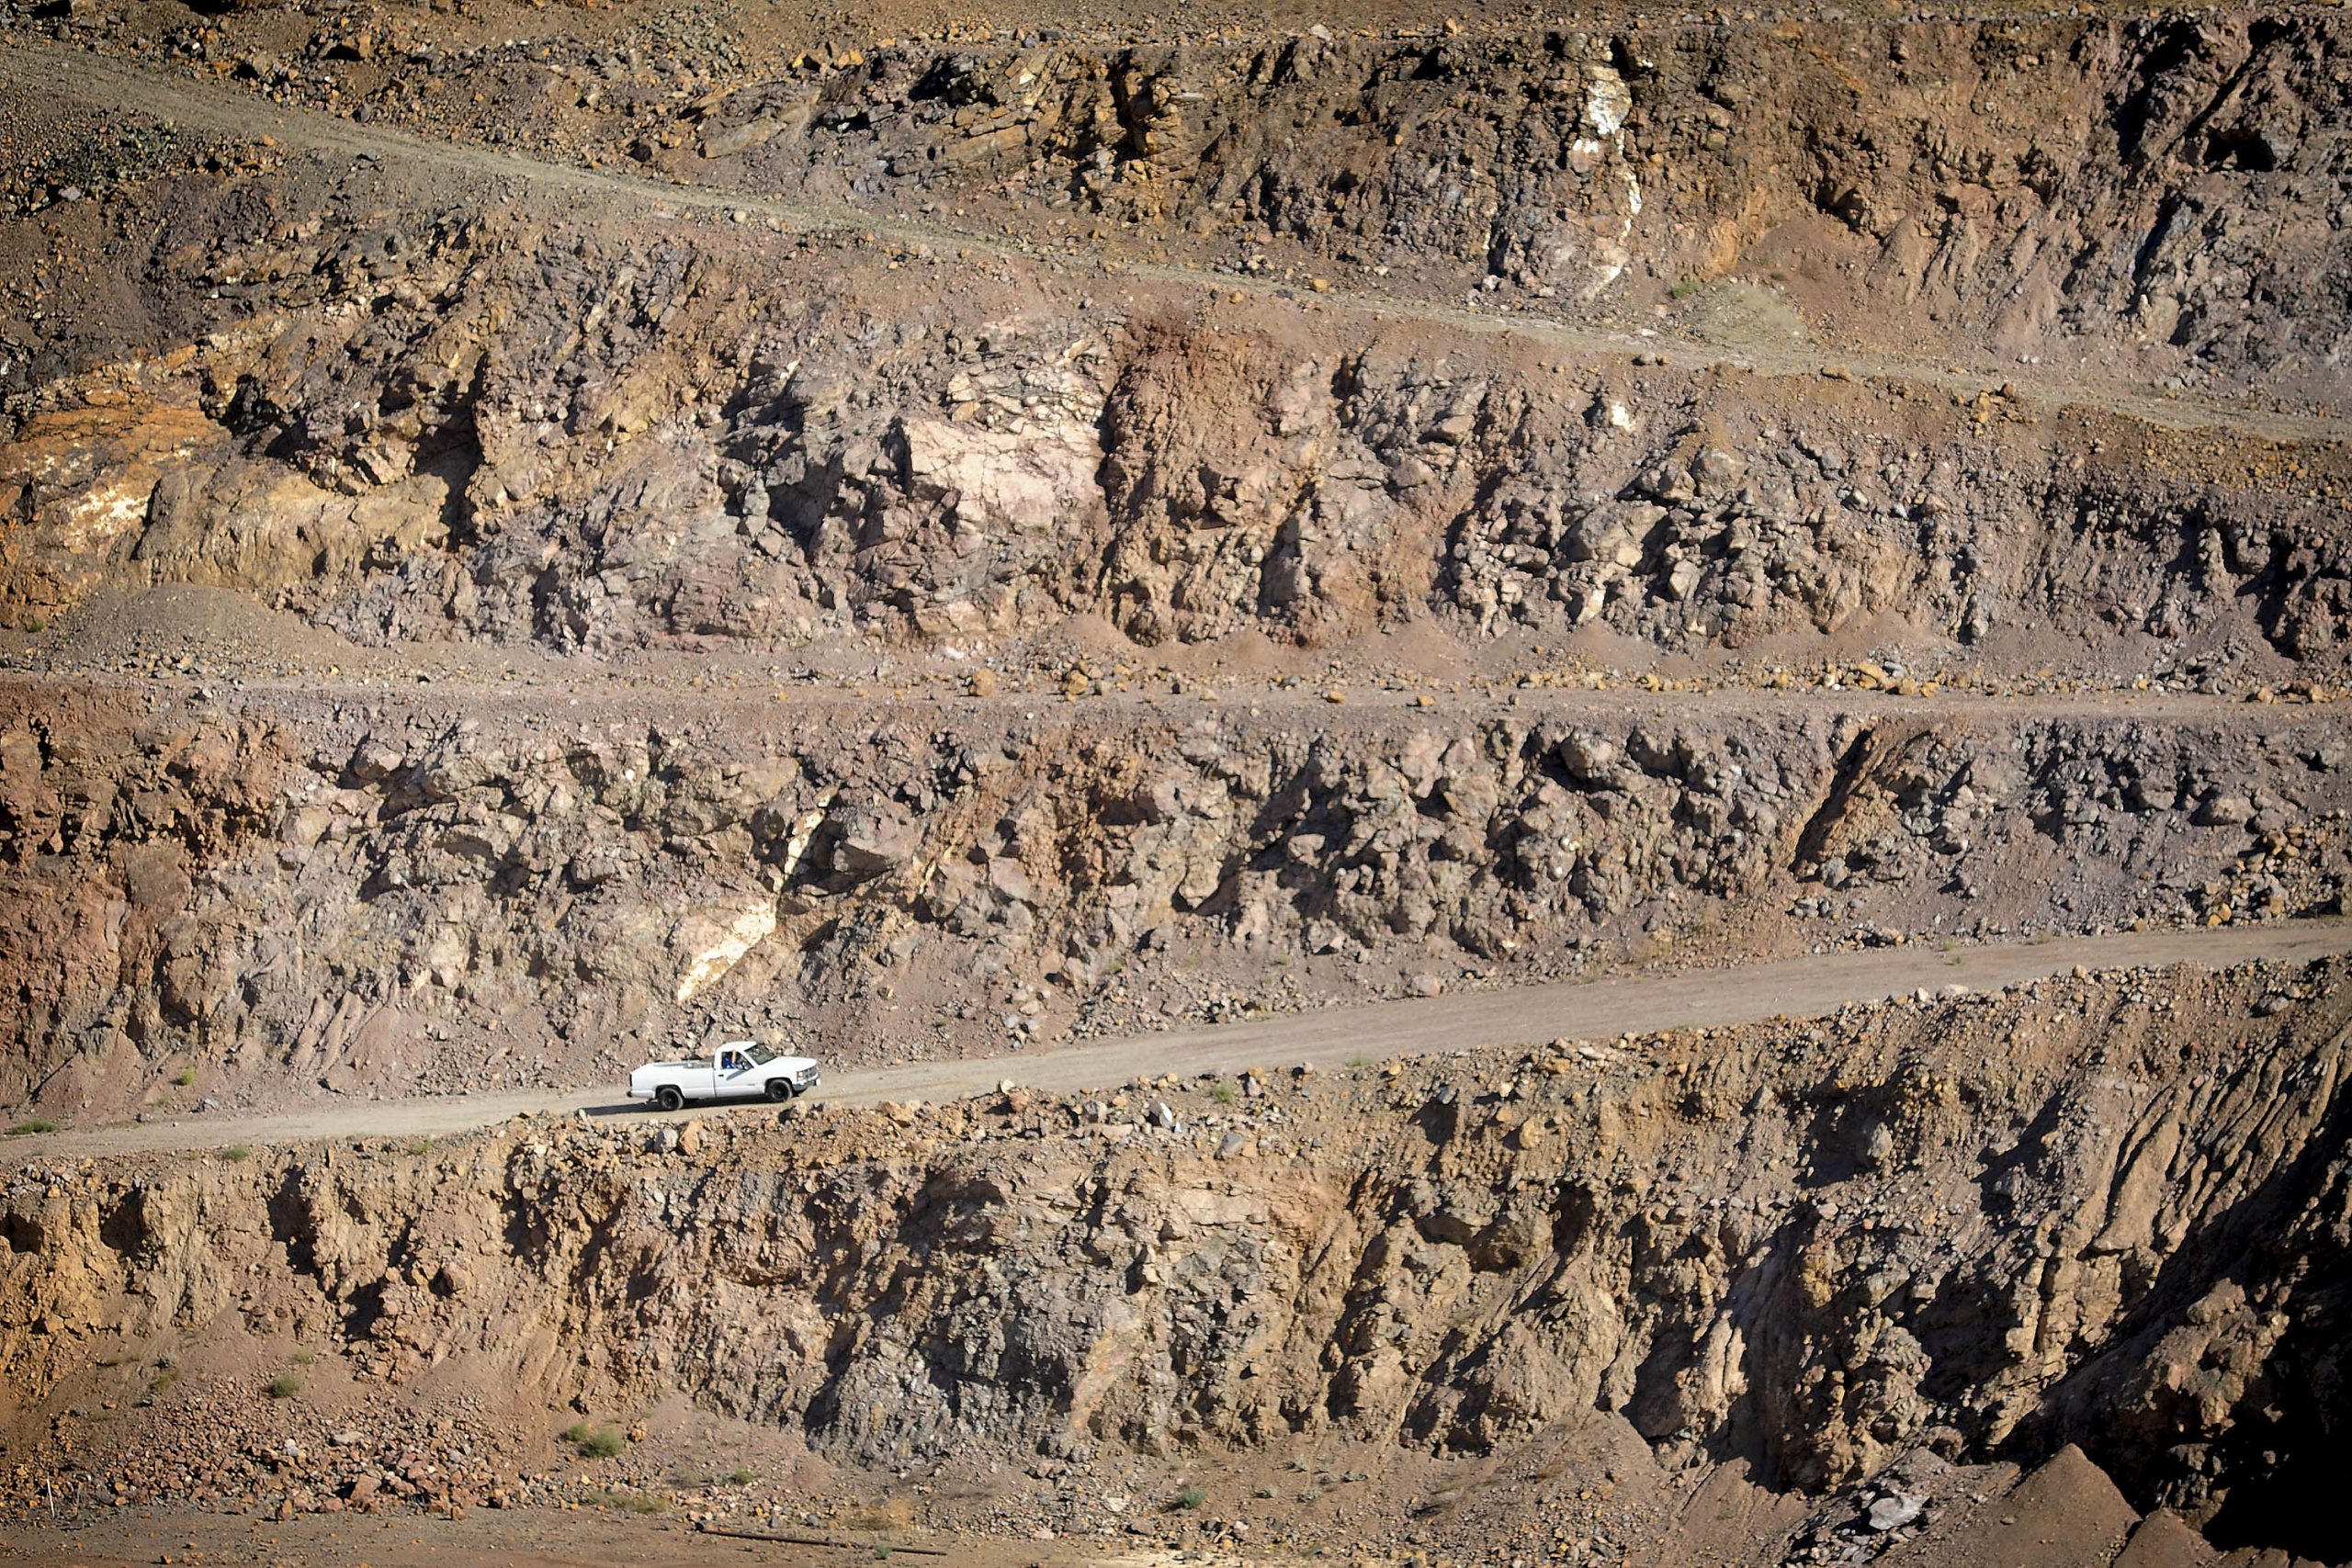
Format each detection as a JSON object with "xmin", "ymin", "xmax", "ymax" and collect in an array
[
  {"xmin": 2, "ymin": 39, "xmax": 2344, "ymax": 448},
  {"xmin": 29, "ymin": 919, "xmax": 2343, "ymax": 1158}
]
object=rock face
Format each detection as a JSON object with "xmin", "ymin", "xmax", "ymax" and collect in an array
[
  {"xmin": 81, "ymin": 16, "xmax": 2351, "ymax": 404},
  {"xmin": 3, "ymin": 207, "xmax": 2345, "ymax": 671},
  {"xmin": 2, "ymin": 0, "xmax": 2348, "ymax": 1135},
  {"xmin": 1, "ymin": 961, "xmax": 2346, "ymax": 1562},
  {"xmin": 2, "ymin": 6, "xmax": 2350, "ymax": 1563},
  {"xmin": 3, "ymin": 679, "xmax": 2345, "ymax": 1118},
  {"xmin": 657, "ymin": 22, "xmax": 2352, "ymax": 400}
]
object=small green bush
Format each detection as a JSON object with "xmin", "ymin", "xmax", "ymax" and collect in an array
[
  {"xmin": 174, "ymin": 1069, "xmax": 195, "ymax": 1088},
  {"xmin": 729, "ymin": 1467, "xmax": 757, "ymax": 1486},
  {"xmin": 1210, "ymin": 1080, "xmax": 1236, "ymax": 1107},
  {"xmin": 1345, "ymin": 1054, "xmax": 1374, "ymax": 1070},
  {"xmin": 220, "ymin": 1145, "xmax": 252, "ymax": 1163},
  {"xmin": 1173, "ymin": 1486, "xmax": 1207, "ymax": 1511},
  {"xmin": 8, "ymin": 1120, "xmax": 56, "ymax": 1136},
  {"xmin": 564, "ymin": 1422, "xmax": 626, "ymax": 1459},
  {"xmin": 292, "ymin": 1349, "xmax": 315, "ymax": 1367},
  {"xmin": 266, "ymin": 1374, "xmax": 300, "ymax": 1399}
]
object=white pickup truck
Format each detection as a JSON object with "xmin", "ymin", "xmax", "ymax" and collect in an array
[{"xmin": 628, "ymin": 1042, "xmax": 820, "ymax": 1111}]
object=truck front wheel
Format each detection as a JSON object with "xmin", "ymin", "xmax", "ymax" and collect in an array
[
  {"xmin": 765, "ymin": 1078, "xmax": 795, "ymax": 1103},
  {"xmin": 655, "ymin": 1086, "xmax": 684, "ymax": 1112}
]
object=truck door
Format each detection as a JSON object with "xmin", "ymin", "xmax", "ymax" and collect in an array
[{"xmin": 717, "ymin": 1048, "xmax": 752, "ymax": 1094}]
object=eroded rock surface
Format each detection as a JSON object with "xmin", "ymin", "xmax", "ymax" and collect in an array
[
  {"xmin": 1, "ymin": 961, "xmax": 2346, "ymax": 1561},
  {"xmin": 5, "ymin": 679, "xmax": 2345, "ymax": 1118},
  {"xmin": 2, "ymin": 6, "xmax": 2350, "ymax": 1562},
  {"xmin": 4, "ymin": 209, "xmax": 2346, "ymax": 671}
]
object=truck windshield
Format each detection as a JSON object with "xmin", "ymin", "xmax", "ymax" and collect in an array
[{"xmin": 742, "ymin": 1043, "xmax": 776, "ymax": 1065}]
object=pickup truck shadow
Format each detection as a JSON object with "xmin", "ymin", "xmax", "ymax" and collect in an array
[{"xmin": 577, "ymin": 1098, "xmax": 808, "ymax": 1119}]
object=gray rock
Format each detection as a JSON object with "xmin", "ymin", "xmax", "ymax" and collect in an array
[{"xmin": 1866, "ymin": 1492, "xmax": 1924, "ymax": 1531}]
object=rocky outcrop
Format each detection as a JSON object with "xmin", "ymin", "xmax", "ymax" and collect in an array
[
  {"xmin": 5, "ymin": 677, "xmax": 2345, "ymax": 1119},
  {"xmin": 316, "ymin": 17, "xmax": 2352, "ymax": 400},
  {"xmin": 3, "ymin": 19, "xmax": 2349, "ymax": 1562},
  {"xmin": 4, "ymin": 183, "xmax": 2346, "ymax": 674},
  {"xmin": 1, "ymin": 959, "xmax": 2346, "ymax": 1561},
  {"xmin": 2, "ymin": 176, "xmax": 2339, "ymax": 1139}
]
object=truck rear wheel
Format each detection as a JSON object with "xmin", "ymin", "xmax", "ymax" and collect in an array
[
  {"xmin": 655, "ymin": 1086, "xmax": 684, "ymax": 1112},
  {"xmin": 765, "ymin": 1078, "xmax": 794, "ymax": 1103}
]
